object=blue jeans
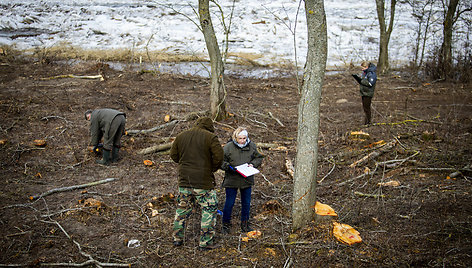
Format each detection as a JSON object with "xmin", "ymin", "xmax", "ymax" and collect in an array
[{"xmin": 222, "ymin": 187, "xmax": 252, "ymax": 223}]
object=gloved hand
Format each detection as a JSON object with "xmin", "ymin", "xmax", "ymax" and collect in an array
[{"xmin": 352, "ymin": 74, "xmax": 362, "ymax": 84}]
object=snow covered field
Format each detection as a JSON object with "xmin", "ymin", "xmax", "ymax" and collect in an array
[{"xmin": 0, "ymin": 0, "xmax": 456, "ymax": 71}]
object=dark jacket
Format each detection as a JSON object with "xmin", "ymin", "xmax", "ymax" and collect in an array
[
  {"xmin": 359, "ymin": 63, "xmax": 377, "ymax": 97},
  {"xmin": 89, "ymin": 108, "xmax": 126, "ymax": 147},
  {"xmin": 221, "ymin": 140, "xmax": 264, "ymax": 189},
  {"xmin": 170, "ymin": 117, "xmax": 224, "ymax": 190}
]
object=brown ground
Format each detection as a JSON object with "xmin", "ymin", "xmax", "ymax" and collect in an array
[{"xmin": 0, "ymin": 55, "xmax": 471, "ymax": 267}]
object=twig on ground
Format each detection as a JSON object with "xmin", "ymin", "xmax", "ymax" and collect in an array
[
  {"xmin": 40, "ymin": 115, "xmax": 70, "ymax": 124},
  {"xmin": 260, "ymin": 172, "xmax": 275, "ymax": 187},
  {"xmin": 39, "ymin": 219, "xmax": 130, "ymax": 267},
  {"xmin": 376, "ymin": 151, "xmax": 419, "ymax": 169},
  {"xmin": 350, "ymin": 139, "xmax": 397, "ymax": 168},
  {"xmin": 40, "ymin": 74, "xmax": 104, "ymax": 81},
  {"xmin": 318, "ymin": 158, "xmax": 335, "ymax": 184},
  {"xmin": 354, "ymin": 191, "xmax": 385, "ymax": 198},
  {"xmin": 268, "ymin": 111, "xmax": 284, "ymax": 127}
]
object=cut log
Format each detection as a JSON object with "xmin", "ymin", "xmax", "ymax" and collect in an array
[{"xmin": 138, "ymin": 143, "xmax": 172, "ymax": 155}]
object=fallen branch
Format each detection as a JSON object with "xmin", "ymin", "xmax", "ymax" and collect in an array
[
  {"xmin": 138, "ymin": 143, "xmax": 172, "ymax": 155},
  {"xmin": 268, "ymin": 111, "xmax": 284, "ymax": 127},
  {"xmin": 318, "ymin": 158, "xmax": 336, "ymax": 184},
  {"xmin": 374, "ymin": 118, "xmax": 441, "ymax": 126},
  {"xmin": 126, "ymin": 120, "xmax": 180, "ymax": 135},
  {"xmin": 376, "ymin": 151, "xmax": 420, "ymax": 169},
  {"xmin": 393, "ymin": 86, "xmax": 415, "ymax": 90},
  {"xmin": 257, "ymin": 142, "xmax": 282, "ymax": 149},
  {"xmin": 350, "ymin": 140, "xmax": 397, "ymax": 168},
  {"xmin": 126, "ymin": 111, "xmax": 207, "ymax": 136},
  {"xmin": 407, "ymin": 115, "xmax": 442, "ymax": 125},
  {"xmin": 40, "ymin": 74, "xmax": 104, "ymax": 81},
  {"xmin": 319, "ymin": 172, "xmax": 370, "ymax": 187},
  {"xmin": 354, "ymin": 191, "xmax": 385, "ymax": 198},
  {"xmin": 30, "ymin": 178, "xmax": 117, "ymax": 200},
  {"xmin": 138, "ymin": 141, "xmax": 282, "ymax": 155}
]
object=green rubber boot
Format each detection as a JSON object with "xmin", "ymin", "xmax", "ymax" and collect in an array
[
  {"xmin": 96, "ymin": 149, "xmax": 111, "ymax": 166},
  {"xmin": 111, "ymin": 147, "xmax": 120, "ymax": 162}
]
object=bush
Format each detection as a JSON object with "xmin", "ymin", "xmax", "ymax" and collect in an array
[{"xmin": 423, "ymin": 43, "xmax": 472, "ymax": 83}]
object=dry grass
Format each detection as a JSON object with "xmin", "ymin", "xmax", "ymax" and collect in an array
[{"xmin": 2, "ymin": 44, "xmax": 301, "ymax": 68}]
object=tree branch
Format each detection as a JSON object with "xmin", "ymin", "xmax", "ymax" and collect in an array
[{"xmin": 30, "ymin": 178, "xmax": 118, "ymax": 200}]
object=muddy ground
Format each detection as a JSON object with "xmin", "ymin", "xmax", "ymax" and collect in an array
[{"xmin": 0, "ymin": 55, "xmax": 471, "ymax": 267}]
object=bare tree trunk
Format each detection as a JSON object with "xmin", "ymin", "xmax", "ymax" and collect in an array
[
  {"xmin": 292, "ymin": 0, "xmax": 327, "ymax": 231},
  {"xmin": 420, "ymin": 2, "xmax": 435, "ymax": 68},
  {"xmin": 375, "ymin": 0, "xmax": 397, "ymax": 74},
  {"xmin": 198, "ymin": 0, "xmax": 227, "ymax": 121},
  {"xmin": 440, "ymin": 0, "xmax": 459, "ymax": 79},
  {"xmin": 409, "ymin": 0, "xmax": 435, "ymax": 69}
]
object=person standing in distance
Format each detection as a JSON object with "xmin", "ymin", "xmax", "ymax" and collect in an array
[
  {"xmin": 352, "ymin": 61, "xmax": 377, "ymax": 125},
  {"xmin": 170, "ymin": 117, "xmax": 224, "ymax": 251},
  {"xmin": 85, "ymin": 108, "xmax": 126, "ymax": 165}
]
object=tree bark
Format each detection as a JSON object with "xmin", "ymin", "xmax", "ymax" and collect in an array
[
  {"xmin": 375, "ymin": 0, "xmax": 397, "ymax": 74},
  {"xmin": 199, "ymin": 0, "xmax": 227, "ymax": 121},
  {"xmin": 440, "ymin": 0, "xmax": 459, "ymax": 79},
  {"xmin": 292, "ymin": 0, "xmax": 327, "ymax": 231}
]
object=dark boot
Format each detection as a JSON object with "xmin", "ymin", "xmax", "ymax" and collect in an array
[
  {"xmin": 111, "ymin": 146, "xmax": 120, "ymax": 162},
  {"xmin": 96, "ymin": 149, "xmax": 111, "ymax": 165},
  {"xmin": 222, "ymin": 222, "xmax": 231, "ymax": 234},
  {"xmin": 241, "ymin": 220, "xmax": 253, "ymax": 233}
]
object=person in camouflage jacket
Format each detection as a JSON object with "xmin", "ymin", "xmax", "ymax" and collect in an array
[{"xmin": 170, "ymin": 117, "xmax": 224, "ymax": 251}]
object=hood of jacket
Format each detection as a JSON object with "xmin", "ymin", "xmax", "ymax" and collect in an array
[
  {"xmin": 366, "ymin": 63, "xmax": 377, "ymax": 74},
  {"xmin": 195, "ymin": 117, "xmax": 215, "ymax": 133}
]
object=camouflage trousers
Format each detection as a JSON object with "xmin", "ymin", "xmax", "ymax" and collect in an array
[{"xmin": 172, "ymin": 187, "xmax": 218, "ymax": 247}]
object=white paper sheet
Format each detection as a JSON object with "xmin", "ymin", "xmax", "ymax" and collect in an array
[{"xmin": 235, "ymin": 163, "xmax": 260, "ymax": 177}]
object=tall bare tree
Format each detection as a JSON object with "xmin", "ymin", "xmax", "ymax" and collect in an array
[
  {"xmin": 440, "ymin": 0, "xmax": 459, "ymax": 78},
  {"xmin": 199, "ymin": 0, "xmax": 227, "ymax": 121},
  {"xmin": 292, "ymin": 0, "xmax": 327, "ymax": 230},
  {"xmin": 375, "ymin": 0, "xmax": 397, "ymax": 74},
  {"xmin": 439, "ymin": 0, "xmax": 472, "ymax": 79},
  {"xmin": 408, "ymin": 0, "xmax": 437, "ymax": 68}
]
